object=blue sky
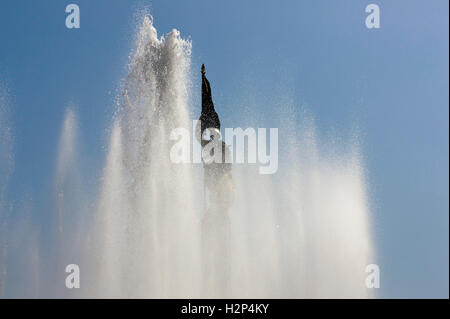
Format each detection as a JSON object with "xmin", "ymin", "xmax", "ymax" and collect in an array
[{"xmin": 0, "ymin": 0, "xmax": 448, "ymax": 298}]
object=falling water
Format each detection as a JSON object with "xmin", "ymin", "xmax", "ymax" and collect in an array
[
  {"xmin": 90, "ymin": 16, "xmax": 202, "ymax": 298},
  {"xmin": 85, "ymin": 15, "xmax": 374, "ymax": 298},
  {"xmin": 0, "ymin": 14, "xmax": 375, "ymax": 298}
]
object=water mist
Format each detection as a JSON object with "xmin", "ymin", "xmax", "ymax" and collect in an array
[{"xmin": 0, "ymin": 15, "xmax": 375, "ymax": 298}]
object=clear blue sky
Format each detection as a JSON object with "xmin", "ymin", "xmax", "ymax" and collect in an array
[{"xmin": 0, "ymin": 0, "xmax": 448, "ymax": 298}]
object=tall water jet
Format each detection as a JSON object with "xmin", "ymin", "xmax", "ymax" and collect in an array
[
  {"xmin": 0, "ymin": 13, "xmax": 373, "ymax": 298},
  {"xmin": 50, "ymin": 106, "xmax": 83, "ymax": 297},
  {"xmin": 86, "ymin": 14, "xmax": 375, "ymax": 298},
  {"xmin": 55, "ymin": 107, "xmax": 79, "ymax": 235},
  {"xmin": 93, "ymin": 15, "xmax": 201, "ymax": 298},
  {"xmin": 95, "ymin": 120, "xmax": 129, "ymax": 297}
]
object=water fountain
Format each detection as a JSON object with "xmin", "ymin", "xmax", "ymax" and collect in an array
[{"xmin": 0, "ymin": 14, "xmax": 375, "ymax": 298}]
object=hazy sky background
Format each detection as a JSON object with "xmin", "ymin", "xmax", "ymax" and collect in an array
[{"xmin": 0, "ymin": 0, "xmax": 448, "ymax": 298}]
